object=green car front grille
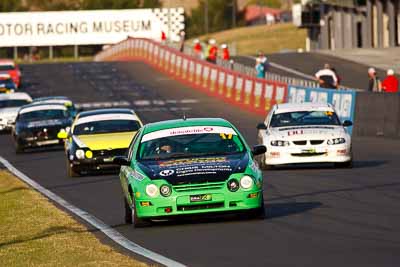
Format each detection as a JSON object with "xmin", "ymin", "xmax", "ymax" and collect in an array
[
  {"xmin": 173, "ymin": 182, "xmax": 225, "ymax": 192},
  {"xmin": 177, "ymin": 202, "xmax": 225, "ymax": 211}
]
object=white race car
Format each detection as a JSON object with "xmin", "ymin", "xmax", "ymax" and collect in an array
[
  {"xmin": 256, "ymin": 102, "xmax": 353, "ymax": 169},
  {"xmin": 0, "ymin": 92, "xmax": 32, "ymax": 131}
]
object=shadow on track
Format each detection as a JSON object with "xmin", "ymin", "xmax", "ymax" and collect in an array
[
  {"xmin": 47, "ymin": 175, "xmax": 119, "ymax": 190},
  {"xmin": 267, "ymin": 160, "xmax": 387, "ymax": 171},
  {"xmin": 268, "ymin": 181, "xmax": 400, "ymax": 201},
  {"xmin": 122, "ymin": 201, "xmax": 322, "ymax": 229},
  {"xmin": 266, "ymin": 201, "xmax": 322, "ymax": 219}
]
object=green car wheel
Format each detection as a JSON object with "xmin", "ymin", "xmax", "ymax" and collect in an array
[{"xmin": 125, "ymin": 196, "xmax": 150, "ymax": 228}]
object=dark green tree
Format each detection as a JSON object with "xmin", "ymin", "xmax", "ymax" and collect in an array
[
  {"xmin": 187, "ymin": 0, "xmax": 239, "ymax": 37},
  {"xmin": 0, "ymin": 0, "xmax": 22, "ymax": 12},
  {"xmin": 81, "ymin": 0, "xmax": 160, "ymax": 10}
]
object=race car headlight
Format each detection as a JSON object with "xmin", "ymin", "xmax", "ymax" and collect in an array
[
  {"xmin": 240, "ymin": 175, "xmax": 254, "ymax": 189},
  {"xmin": 270, "ymin": 140, "xmax": 290, "ymax": 146},
  {"xmin": 85, "ymin": 150, "xmax": 93, "ymax": 159},
  {"xmin": 160, "ymin": 185, "xmax": 172, "ymax": 197},
  {"xmin": 75, "ymin": 149, "xmax": 85, "ymax": 159},
  {"xmin": 145, "ymin": 184, "xmax": 159, "ymax": 197},
  {"xmin": 327, "ymin": 138, "xmax": 346, "ymax": 145},
  {"xmin": 227, "ymin": 179, "xmax": 239, "ymax": 192}
]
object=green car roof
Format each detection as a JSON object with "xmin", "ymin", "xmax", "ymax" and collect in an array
[{"xmin": 143, "ymin": 118, "xmax": 234, "ymax": 134}]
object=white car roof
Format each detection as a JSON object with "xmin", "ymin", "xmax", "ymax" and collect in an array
[
  {"xmin": 19, "ymin": 104, "xmax": 67, "ymax": 114},
  {"xmin": 74, "ymin": 113, "xmax": 141, "ymax": 126},
  {"xmin": 274, "ymin": 102, "xmax": 334, "ymax": 114},
  {"xmin": 0, "ymin": 92, "xmax": 32, "ymax": 101}
]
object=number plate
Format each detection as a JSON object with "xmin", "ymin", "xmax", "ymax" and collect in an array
[
  {"xmin": 302, "ymin": 148, "xmax": 316, "ymax": 153},
  {"xmin": 190, "ymin": 194, "xmax": 212, "ymax": 202}
]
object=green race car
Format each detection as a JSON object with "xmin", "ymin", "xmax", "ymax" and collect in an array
[{"xmin": 114, "ymin": 118, "xmax": 267, "ymax": 227}]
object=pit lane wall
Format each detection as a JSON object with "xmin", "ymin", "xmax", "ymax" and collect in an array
[{"xmin": 94, "ymin": 38, "xmax": 287, "ymax": 116}]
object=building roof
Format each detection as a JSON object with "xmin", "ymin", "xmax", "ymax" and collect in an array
[
  {"xmin": 274, "ymin": 102, "xmax": 334, "ymax": 114},
  {"xmin": 244, "ymin": 5, "xmax": 284, "ymax": 22}
]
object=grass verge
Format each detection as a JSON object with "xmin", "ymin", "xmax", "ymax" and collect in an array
[
  {"xmin": 189, "ymin": 23, "xmax": 307, "ymax": 55},
  {"xmin": 0, "ymin": 169, "xmax": 147, "ymax": 267}
]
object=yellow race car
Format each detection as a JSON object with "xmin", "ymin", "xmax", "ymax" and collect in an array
[{"xmin": 58, "ymin": 108, "xmax": 143, "ymax": 177}]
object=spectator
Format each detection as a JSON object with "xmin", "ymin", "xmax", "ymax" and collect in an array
[
  {"xmin": 331, "ymin": 67, "xmax": 341, "ymax": 88},
  {"xmin": 161, "ymin": 31, "xmax": 167, "ymax": 43},
  {"xmin": 207, "ymin": 39, "xmax": 218, "ymax": 64},
  {"xmin": 193, "ymin": 39, "xmax": 202, "ymax": 58},
  {"xmin": 178, "ymin": 30, "xmax": 185, "ymax": 52},
  {"xmin": 367, "ymin": 67, "xmax": 382, "ymax": 92},
  {"xmin": 221, "ymin": 44, "xmax": 230, "ymax": 60},
  {"xmin": 257, "ymin": 51, "xmax": 269, "ymax": 71},
  {"xmin": 255, "ymin": 58, "xmax": 265, "ymax": 79},
  {"xmin": 315, "ymin": 63, "xmax": 338, "ymax": 88},
  {"xmin": 382, "ymin": 69, "xmax": 399, "ymax": 93}
]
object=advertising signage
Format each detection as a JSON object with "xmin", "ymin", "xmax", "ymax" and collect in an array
[{"xmin": 0, "ymin": 8, "xmax": 184, "ymax": 47}]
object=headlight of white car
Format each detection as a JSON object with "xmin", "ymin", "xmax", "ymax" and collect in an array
[
  {"xmin": 327, "ymin": 138, "xmax": 346, "ymax": 145},
  {"xmin": 270, "ymin": 140, "xmax": 290, "ymax": 146}
]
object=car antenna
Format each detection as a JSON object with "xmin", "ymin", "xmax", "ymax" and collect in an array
[{"xmin": 183, "ymin": 112, "xmax": 187, "ymax": 120}]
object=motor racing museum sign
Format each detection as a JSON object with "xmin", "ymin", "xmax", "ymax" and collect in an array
[{"xmin": 0, "ymin": 8, "xmax": 184, "ymax": 47}]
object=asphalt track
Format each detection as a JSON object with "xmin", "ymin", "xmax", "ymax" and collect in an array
[
  {"xmin": 233, "ymin": 52, "xmax": 388, "ymax": 90},
  {"xmin": 1, "ymin": 62, "xmax": 400, "ymax": 267}
]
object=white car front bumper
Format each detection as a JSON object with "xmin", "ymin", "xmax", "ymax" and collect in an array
[{"xmin": 264, "ymin": 144, "xmax": 352, "ymax": 165}]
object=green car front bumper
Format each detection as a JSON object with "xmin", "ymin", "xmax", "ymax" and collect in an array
[{"xmin": 133, "ymin": 183, "xmax": 263, "ymax": 218}]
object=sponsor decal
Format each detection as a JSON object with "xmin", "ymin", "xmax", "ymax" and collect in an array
[
  {"xmin": 133, "ymin": 169, "xmax": 146, "ymax": 181},
  {"xmin": 75, "ymin": 113, "xmax": 138, "ymax": 125},
  {"xmin": 20, "ymin": 105, "xmax": 67, "ymax": 114},
  {"xmin": 141, "ymin": 126, "xmax": 237, "ymax": 142},
  {"xmin": 27, "ymin": 119, "xmax": 64, "ymax": 128},
  {"xmin": 158, "ymin": 157, "xmax": 232, "ymax": 178},
  {"xmin": 159, "ymin": 169, "xmax": 175, "ymax": 177},
  {"xmin": 190, "ymin": 194, "xmax": 212, "ymax": 202},
  {"xmin": 288, "ymin": 130, "xmax": 304, "ymax": 136},
  {"xmin": 159, "ymin": 157, "xmax": 227, "ymax": 167}
]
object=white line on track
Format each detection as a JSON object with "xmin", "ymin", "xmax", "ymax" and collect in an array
[
  {"xmin": 0, "ymin": 156, "xmax": 185, "ymax": 267},
  {"xmin": 75, "ymin": 99, "xmax": 200, "ymax": 109}
]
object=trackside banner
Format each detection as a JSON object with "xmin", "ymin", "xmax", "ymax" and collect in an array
[
  {"xmin": 0, "ymin": 9, "xmax": 184, "ymax": 47},
  {"xmin": 288, "ymin": 85, "xmax": 357, "ymax": 133}
]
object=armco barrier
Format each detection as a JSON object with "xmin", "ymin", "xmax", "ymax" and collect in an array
[
  {"xmin": 95, "ymin": 37, "xmax": 288, "ymax": 117},
  {"xmin": 288, "ymin": 85, "xmax": 357, "ymax": 133}
]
